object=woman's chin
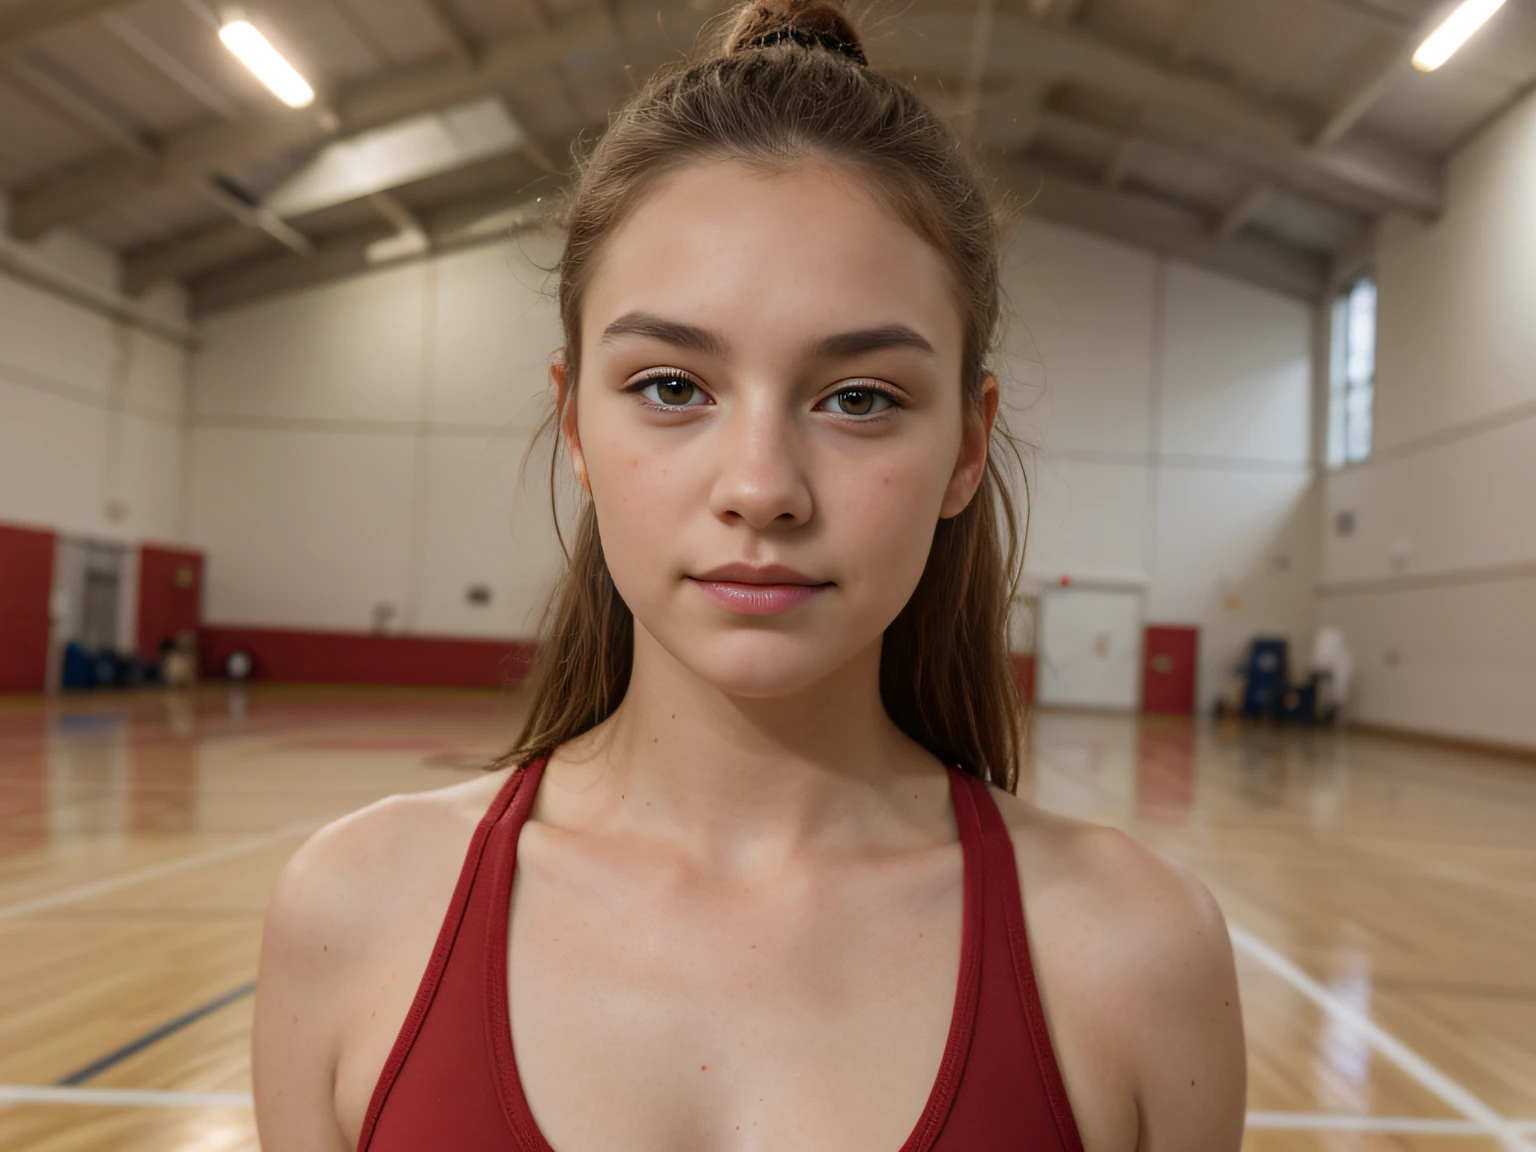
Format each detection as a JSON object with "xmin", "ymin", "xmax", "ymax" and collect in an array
[{"xmin": 662, "ymin": 631, "xmax": 870, "ymax": 700}]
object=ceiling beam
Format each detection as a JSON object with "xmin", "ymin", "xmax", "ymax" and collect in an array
[
  {"xmin": 0, "ymin": 0, "xmax": 132, "ymax": 53},
  {"xmin": 984, "ymin": 99, "xmax": 1383, "ymax": 219},
  {"xmin": 900, "ymin": 11, "xmax": 1442, "ymax": 218},
  {"xmin": 1308, "ymin": 4, "xmax": 1449, "ymax": 147},
  {"xmin": 1214, "ymin": 181, "xmax": 1277, "ymax": 239},
  {"xmin": 1303, "ymin": 0, "xmax": 1415, "ymax": 32},
  {"xmin": 122, "ymin": 101, "xmax": 535, "ymax": 291},
  {"xmin": 7, "ymin": 39, "xmax": 324, "ymax": 260},
  {"xmin": 1312, "ymin": 55, "xmax": 1409, "ymax": 146},
  {"xmin": 3, "ymin": 55, "xmax": 153, "ymax": 158},
  {"xmin": 99, "ymin": 11, "xmax": 239, "ymax": 121},
  {"xmin": 1306, "ymin": 0, "xmax": 1530, "ymax": 145},
  {"xmin": 417, "ymin": 0, "xmax": 478, "ymax": 66},
  {"xmin": 425, "ymin": 190, "xmax": 552, "ymax": 241},
  {"xmin": 124, "ymin": 118, "xmax": 555, "ymax": 293},
  {"xmin": 1098, "ymin": 105, "xmax": 1145, "ymax": 190},
  {"xmin": 1030, "ymin": 0, "xmax": 1088, "ymax": 27},
  {"xmin": 368, "ymin": 191, "xmax": 426, "ymax": 237},
  {"xmin": 188, "ymin": 194, "xmax": 555, "ymax": 315},
  {"xmin": 1165, "ymin": 0, "xmax": 1221, "ymax": 68},
  {"xmin": 1004, "ymin": 159, "xmax": 1327, "ymax": 300},
  {"xmin": 189, "ymin": 221, "xmax": 399, "ymax": 316},
  {"xmin": 957, "ymin": 0, "xmax": 996, "ymax": 136},
  {"xmin": 1100, "ymin": 137, "xmax": 1139, "ymax": 189},
  {"xmin": 200, "ymin": 183, "xmax": 314, "ymax": 255},
  {"xmin": 8, "ymin": 12, "xmax": 614, "ymax": 241},
  {"xmin": 123, "ymin": 221, "xmax": 288, "ymax": 295}
]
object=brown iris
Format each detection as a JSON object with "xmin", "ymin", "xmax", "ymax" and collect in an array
[
  {"xmin": 835, "ymin": 389, "xmax": 875, "ymax": 415},
  {"xmin": 655, "ymin": 377, "xmax": 696, "ymax": 405}
]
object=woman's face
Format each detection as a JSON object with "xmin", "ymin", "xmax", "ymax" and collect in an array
[{"xmin": 564, "ymin": 159, "xmax": 994, "ymax": 698}]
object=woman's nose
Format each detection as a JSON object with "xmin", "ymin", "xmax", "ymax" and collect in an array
[{"xmin": 707, "ymin": 403, "xmax": 814, "ymax": 530}]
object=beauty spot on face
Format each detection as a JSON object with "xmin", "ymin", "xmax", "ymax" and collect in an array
[{"xmin": 565, "ymin": 159, "xmax": 991, "ymax": 699}]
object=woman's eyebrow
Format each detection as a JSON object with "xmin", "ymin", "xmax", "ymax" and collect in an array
[
  {"xmin": 599, "ymin": 312, "xmax": 730, "ymax": 357},
  {"xmin": 598, "ymin": 314, "xmax": 935, "ymax": 361},
  {"xmin": 807, "ymin": 324, "xmax": 935, "ymax": 359}
]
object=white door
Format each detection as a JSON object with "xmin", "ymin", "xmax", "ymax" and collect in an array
[{"xmin": 1036, "ymin": 587, "xmax": 1143, "ymax": 710}]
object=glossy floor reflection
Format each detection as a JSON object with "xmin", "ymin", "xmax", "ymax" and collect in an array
[{"xmin": 1, "ymin": 688, "xmax": 1532, "ymax": 1150}]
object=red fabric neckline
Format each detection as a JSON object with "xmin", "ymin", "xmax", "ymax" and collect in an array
[
  {"xmin": 356, "ymin": 763, "xmax": 530, "ymax": 1150},
  {"xmin": 480, "ymin": 757, "xmax": 987, "ymax": 1152}
]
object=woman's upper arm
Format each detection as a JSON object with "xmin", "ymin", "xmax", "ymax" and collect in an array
[
  {"xmin": 1127, "ymin": 861, "xmax": 1247, "ymax": 1152},
  {"xmin": 252, "ymin": 827, "xmax": 361, "ymax": 1152},
  {"xmin": 1010, "ymin": 813, "xmax": 1246, "ymax": 1152}
]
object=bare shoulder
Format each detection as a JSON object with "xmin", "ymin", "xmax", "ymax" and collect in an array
[
  {"xmin": 262, "ymin": 769, "xmax": 510, "ymax": 969},
  {"xmin": 987, "ymin": 787, "xmax": 1246, "ymax": 1151},
  {"xmin": 253, "ymin": 770, "xmax": 513, "ymax": 1150},
  {"xmin": 989, "ymin": 787, "xmax": 1230, "ymax": 978}
]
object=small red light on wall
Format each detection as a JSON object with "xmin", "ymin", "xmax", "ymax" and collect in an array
[{"xmin": 1058, "ymin": 575, "xmax": 1072, "ymax": 587}]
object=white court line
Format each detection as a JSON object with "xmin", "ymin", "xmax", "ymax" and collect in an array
[
  {"xmin": 1249, "ymin": 1115, "xmax": 1536, "ymax": 1136},
  {"xmin": 1229, "ymin": 922, "xmax": 1535, "ymax": 1152},
  {"xmin": 1248, "ymin": 1112, "xmax": 1480, "ymax": 1134},
  {"xmin": 4, "ymin": 1086, "xmax": 1536, "ymax": 1135},
  {"xmin": 0, "ymin": 819, "xmax": 322, "ymax": 923},
  {"xmin": 0, "ymin": 1085, "xmax": 254, "ymax": 1108}
]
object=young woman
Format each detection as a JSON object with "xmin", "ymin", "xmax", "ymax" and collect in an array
[{"xmin": 252, "ymin": 2, "xmax": 1246, "ymax": 1148}]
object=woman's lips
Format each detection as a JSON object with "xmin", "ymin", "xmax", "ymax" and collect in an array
[{"xmin": 688, "ymin": 578, "xmax": 831, "ymax": 615}]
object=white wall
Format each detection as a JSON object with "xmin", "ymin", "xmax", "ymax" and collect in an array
[
  {"xmin": 0, "ymin": 226, "xmax": 190, "ymax": 545},
  {"xmin": 1004, "ymin": 221, "xmax": 1317, "ymax": 709},
  {"xmin": 185, "ymin": 219, "xmax": 1317, "ymax": 707},
  {"xmin": 1320, "ymin": 85, "xmax": 1536, "ymax": 750},
  {"xmin": 186, "ymin": 239, "xmax": 567, "ymax": 639}
]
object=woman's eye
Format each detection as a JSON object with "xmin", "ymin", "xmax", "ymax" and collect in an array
[
  {"xmin": 635, "ymin": 375, "xmax": 707, "ymax": 407},
  {"xmin": 818, "ymin": 387, "xmax": 894, "ymax": 417}
]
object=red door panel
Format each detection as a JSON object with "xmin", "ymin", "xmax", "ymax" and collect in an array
[
  {"xmin": 1142, "ymin": 625, "xmax": 1197, "ymax": 716},
  {"xmin": 0, "ymin": 524, "xmax": 56, "ymax": 692},
  {"xmin": 137, "ymin": 546, "xmax": 204, "ymax": 663},
  {"xmin": 1012, "ymin": 653, "xmax": 1036, "ymax": 705}
]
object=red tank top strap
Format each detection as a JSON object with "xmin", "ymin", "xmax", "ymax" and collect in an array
[
  {"xmin": 484, "ymin": 759, "xmax": 559, "ymax": 1151},
  {"xmin": 356, "ymin": 759, "xmax": 543, "ymax": 1152},
  {"xmin": 895, "ymin": 768, "xmax": 986, "ymax": 1152},
  {"xmin": 951, "ymin": 770, "xmax": 1086, "ymax": 1152}
]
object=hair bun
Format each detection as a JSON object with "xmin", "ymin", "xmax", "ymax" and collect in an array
[{"xmin": 724, "ymin": 0, "xmax": 869, "ymax": 66}]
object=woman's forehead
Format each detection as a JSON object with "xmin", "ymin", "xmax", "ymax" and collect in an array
[{"xmin": 582, "ymin": 160, "xmax": 963, "ymax": 358}]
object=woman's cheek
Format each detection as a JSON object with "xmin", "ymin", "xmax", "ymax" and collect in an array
[
  {"xmin": 832, "ymin": 463, "xmax": 945, "ymax": 606},
  {"xmin": 589, "ymin": 443, "xmax": 690, "ymax": 598}
]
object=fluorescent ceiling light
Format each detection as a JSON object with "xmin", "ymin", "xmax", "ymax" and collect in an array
[
  {"xmin": 219, "ymin": 20, "xmax": 314, "ymax": 107},
  {"xmin": 1412, "ymin": 0, "xmax": 1507, "ymax": 72}
]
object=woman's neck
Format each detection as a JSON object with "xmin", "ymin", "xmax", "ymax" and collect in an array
[{"xmin": 551, "ymin": 623, "xmax": 948, "ymax": 871}]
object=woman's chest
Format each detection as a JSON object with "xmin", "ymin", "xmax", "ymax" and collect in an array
[{"xmin": 506, "ymin": 842, "xmax": 965, "ymax": 1151}]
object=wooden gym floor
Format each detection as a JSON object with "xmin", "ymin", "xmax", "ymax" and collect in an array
[{"xmin": 0, "ymin": 686, "xmax": 1533, "ymax": 1151}]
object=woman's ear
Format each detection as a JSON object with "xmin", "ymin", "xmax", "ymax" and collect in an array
[
  {"xmin": 551, "ymin": 352, "xmax": 590, "ymax": 493},
  {"xmin": 939, "ymin": 372, "xmax": 999, "ymax": 519}
]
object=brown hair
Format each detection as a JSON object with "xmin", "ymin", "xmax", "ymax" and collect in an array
[{"xmin": 504, "ymin": 0, "xmax": 1029, "ymax": 791}]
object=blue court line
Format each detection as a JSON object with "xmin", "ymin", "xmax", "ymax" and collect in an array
[{"xmin": 56, "ymin": 980, "xmax": 257, "ymax": 1087}]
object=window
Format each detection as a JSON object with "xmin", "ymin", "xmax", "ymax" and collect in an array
[{"xmin": 1328, "ymin": 277, "xmax": 1376, "ymax": 468}]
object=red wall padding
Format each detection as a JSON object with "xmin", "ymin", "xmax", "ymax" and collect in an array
[
  {"xmin": 1012, "ymin": 653, "xmax": 1036, "ymax": 705},
  {"xmin": 0, "ymin": 524, "xmax": 56, "ymax": 692},
  {"xmin": 1142, "ymin": 625, "xmax": 1198, "ymax": 716},
  {"xmin": 137, "ymin": 545, "xmax": 205, "ymax": 663},
  {"xmin": 200, "ymin": 625, "xmax": 536, "ymax": 689}
]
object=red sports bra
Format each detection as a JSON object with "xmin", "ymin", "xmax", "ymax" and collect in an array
[{"xmin": 357, "ymin": 757, "xmax": 1084, "ymax": 1151}]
